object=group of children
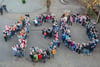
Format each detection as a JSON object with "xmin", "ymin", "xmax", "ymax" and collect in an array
[
  {"xmin": 33, "ymin": 14, "xmax": 57, "ymax": 26},
  {"xmin": 42, "ymin": 28, "xmax": 52, "ymax": 38},
  {"xmin": 29, "ymin": 16, "xmax": 60, "ymax": 63},
  {"xmin": 61, "ymin": 13, "xmax": 90, "ymax": 26},
  {"xmin": 3, "ymin": 14, "xmax": 30, "ymax": 42},
  {"xmin": 3, "ymin": 12, "xmax": 99, "ymax": 61},
  {"xmin": 85, "ymin": 23, "xmax": 99, "ymax": 54},
  {"xmin": 60, "ymin": 13, "xmax": 99, "ymax": 55},
  {"xmin": 3, "ymin": 20, "xmax": 23, "ymax": 42},
  {"xmin": 11, "ymin": 15, "xmax": 30, "ymax": 57}
]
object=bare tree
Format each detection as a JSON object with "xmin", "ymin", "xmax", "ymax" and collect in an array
[{"xmin": 46, "ymin": 0, "xmax": 51, "ymax": 14}]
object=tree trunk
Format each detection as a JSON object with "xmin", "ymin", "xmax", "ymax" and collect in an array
[{"xmin": 47, "ymin": 0, "xmax": 51, "ymax": 14}]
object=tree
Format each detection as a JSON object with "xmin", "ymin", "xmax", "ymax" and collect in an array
[
  {"xmin": 83, "ymin": 0, "xmax": 100, "ymax": 8},
  {"xmin": 80, "ymin": 0, "xmax": 100, "ymax": 19},
  {"xmin": 22, "ymin": 0, "xmax": 26, "ymax": 4},
  {"xmin": 46, "ymin": 0, "xmax": 51, "ymax": 13}
]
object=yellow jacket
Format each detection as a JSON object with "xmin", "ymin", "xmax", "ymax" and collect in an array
[{"xmin": 51, "ymin": 49, "xmax": 56, "ymax": 54}]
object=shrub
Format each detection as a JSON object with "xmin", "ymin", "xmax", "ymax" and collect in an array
[{"xmin": 22, "ymin": 0, "xmax": 26, "ymax": 4}]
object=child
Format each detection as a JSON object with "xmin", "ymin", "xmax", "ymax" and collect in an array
[{"xmin": 51, "ymin": 48, "xmax": 56, "ymax": 58}]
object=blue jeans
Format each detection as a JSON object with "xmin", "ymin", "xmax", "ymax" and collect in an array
[
  {"xmin": 12, "ymin": 50, "xmax": 17, "ymax": 56},
  {"xmin": 65, "ymin": 42, "xmax": 68, "ymax": 46},
  {"xmin": 72, "ymin": 46, "xmax": 75, "ymax": 51},
  {"xmin": 84, "ymin": 49, "xmax": 89, "ymax": 54}
]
